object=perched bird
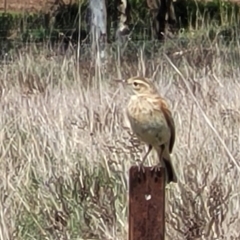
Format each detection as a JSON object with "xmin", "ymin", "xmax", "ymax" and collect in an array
[{"xmin": 117, "ymin": 76, "xmax": 177, "ymax": 183}]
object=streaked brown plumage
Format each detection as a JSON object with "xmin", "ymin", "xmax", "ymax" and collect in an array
[{"xmin": 120, "ymin": 76, "xmax": 177, "ymax": 183}]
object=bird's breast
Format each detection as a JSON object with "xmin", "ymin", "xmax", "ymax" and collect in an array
[{"xmin": 126, "ymin": 95, "xmax": 170, "ymax": 145}]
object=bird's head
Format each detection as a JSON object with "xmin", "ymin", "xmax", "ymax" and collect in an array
[{"xmin": 116, "ymin": 76, "xmax": 158, "ymax": 95}]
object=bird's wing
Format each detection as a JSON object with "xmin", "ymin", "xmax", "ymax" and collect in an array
[{"xmin": 156, "ymin": 97, "xmax": 175, "ymax": 153}]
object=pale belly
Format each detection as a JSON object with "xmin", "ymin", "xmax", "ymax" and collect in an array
[{"xmin": 127, "ymin": 97, "xmax": 170, "ymax": 146}]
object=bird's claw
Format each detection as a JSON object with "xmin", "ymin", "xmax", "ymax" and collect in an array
[
  {"xmin": 150, "ymin": 163, "xmax": 162, "ymax": 172},
  {"xmin": 137, "ymin": 162, "xmax": 145, "ymax": 173}
]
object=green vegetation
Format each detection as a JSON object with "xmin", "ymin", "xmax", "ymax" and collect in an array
[{"xmin": 0, "ymin": 0, "xmax": 240, "ymax": 44}]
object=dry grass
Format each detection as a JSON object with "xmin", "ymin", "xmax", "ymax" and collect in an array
[{"xmin": 0, "ymin": 37, "xmax": 240, "ymax": 240}]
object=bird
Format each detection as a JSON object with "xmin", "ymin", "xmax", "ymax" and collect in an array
[{"xmin": 117, "ymin": 76, "xmax": 177, "ymax": 184}]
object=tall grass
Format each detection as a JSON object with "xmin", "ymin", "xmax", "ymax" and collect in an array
[{"xmin": 0, "ymin": 27, "xmax": 240, "ymax": 240}]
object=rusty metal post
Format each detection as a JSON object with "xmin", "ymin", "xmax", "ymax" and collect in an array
[{"xmin": 129, "ymin": 166, "xmax": 165, "ymax": 240}]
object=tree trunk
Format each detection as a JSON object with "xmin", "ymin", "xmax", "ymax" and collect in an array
[
  {"xmin": 146, "ymin": 0, "xmax": 176, "ymax": 40},
  {"xmin": 89, "ymin": 0, "xmax": 107, "ymax": 60}
]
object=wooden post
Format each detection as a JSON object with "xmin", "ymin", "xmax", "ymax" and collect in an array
[
  {"xmin": 115, "ymin": 0, "xmax": 130, "ymax": 43},
  {"xmin": 4, "ymin": 0, "xmax": 6, "ymax": 13},
  {"xmin": 129, "ymin": 166, "xmax": 165, "ymax": 240}
]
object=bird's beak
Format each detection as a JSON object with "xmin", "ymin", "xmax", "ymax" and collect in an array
[{"xmin": 114, "ymin": 78, "xmax": 126, "ymax": 84}]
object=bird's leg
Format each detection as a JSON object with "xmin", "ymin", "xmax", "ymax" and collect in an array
[
  {"xmin": 142, "ymin": 145, "xmax": 152, "ymax": 165},
  {"xmin": 151, "ymin": 144, "xmax": 165, "ymax": 172},
  {"xmin": 138, "ymin": 145, "xmax": 152, "ymax": 172}
]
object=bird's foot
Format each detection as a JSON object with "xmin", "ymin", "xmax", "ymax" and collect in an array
[
  {"xmin": 150, "ymin": 163, "xmax": 162, "ymax": 172},
  {"xmin": 137, "ymin": 161, "xmax": 145, "ymax": 173}
]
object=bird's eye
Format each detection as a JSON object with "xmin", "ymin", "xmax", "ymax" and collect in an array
[{"xmin": 133, "ymin": 82, "xmax": 138, "ymax": 87}]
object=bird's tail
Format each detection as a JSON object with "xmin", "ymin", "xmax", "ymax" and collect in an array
[
  {"xmin": 162, "ymin": 157, "xmax": 177, "ymax": 183},
  {"xmin": 158, "ymin": 149, "xmax": 177, "ymax": 184}
]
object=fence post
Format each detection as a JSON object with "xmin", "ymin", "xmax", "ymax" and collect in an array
[
  {"xmin": 89, "ymin": 0, "xmax": 107, "ymax": 63},
  {"xmin": 129, "ymin": 166, "xmax": 165, "ymax": 240}
]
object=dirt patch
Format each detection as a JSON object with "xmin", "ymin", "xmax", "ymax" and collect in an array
[
  {"xmin": 0, "ymin": 0, "xmax": 71, "ymax": 13},
  {"xmin": 1, "ymin": 0, "xmax": 240, "ymax": 14}
]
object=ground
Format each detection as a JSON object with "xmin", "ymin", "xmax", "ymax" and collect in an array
[{"xmin": 0, "ymin": 0, "xmax": 71, "ymax": 12}]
